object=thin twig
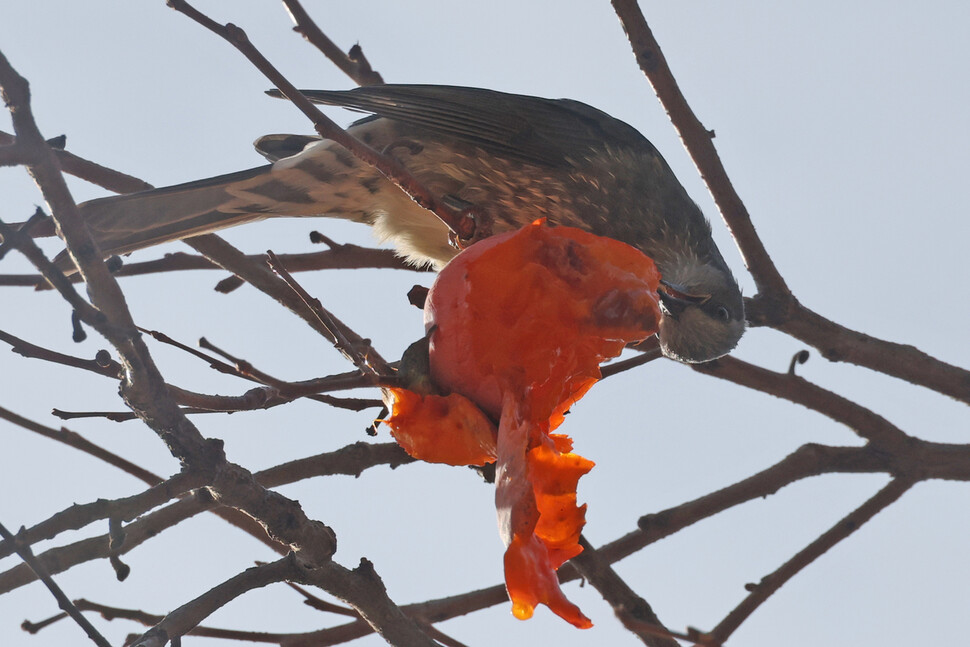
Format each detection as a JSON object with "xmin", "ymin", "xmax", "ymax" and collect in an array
[
  {"xmin": 704, "ymin": 477, "xmax": 915, "ymax": 645},
  {"xmin": 0, "ymin": 245, "xmax": 424, "ymax": 289},
  {"xmin": 694, "ymin": 355, "xmax": 912, "ymax": 448},
  {"xmin": 0, "ymin": 472, "xmax": 203, "ymax": 561},
  {"xmin": 182, "ymin": 234, "xmax": 391, "ymax": 374},
  {"xmin": 576, "ymin": 440, "xmax": 970, "ymax": 577},
  {"xmin": 75, "ymin": 598, "xmax": 296, "ymax": 643},
  {"xmin": 0, "ymin": 410, "xmax": 290, "ymax": 557},
  {"xmin": 0, "ymin": 243, "xmax": 431, "ymax": 292},
  {"xmin": 0, "ymin": 328, "xmax": 122, "ymax": 378},
  {"xmin": 284, "ymin": 581, "xmax": 358, "ymax": 617},
  {"xmin": 0, "ymin": 129, "xmax": 154, "ymax": 194},
  {"xmin": 601, "ymin": 339, "xmax": 664, "ymax": 379},
  {"xmin": 129, "ymin": 555, "xmax": 302, "ymax": 647},
  {"xmin": 0, "ymin": 219, "xmax": 103, "ymax": 322},
  {"xmin": 20, "ymin": 610, "xmax": 68, "ymax": 634},
  {"xmin": 0, "ymin": 521, "xmax": 112, "ymax": 647},
  {"xmin": 279, "ymin": 0, "xmax": 384, "ymax": 85},
  {"xmin": 0, "ymin": 405, "xmax": 160, "ymax": 485},
  {"xmin": 145, "ymin": 329, "xmax": 383, "ymax": 409},
  {"xmin": 266, "ymin": 249, "xmax": 388, "ymax": 376},
  {"xmin": 775, "ymin": 300, "xmax": 970, "ymax": 405}
]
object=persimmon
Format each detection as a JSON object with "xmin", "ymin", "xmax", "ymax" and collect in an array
[{"xmin": 385, "ymin": 220, "xmax": 661, "ymax": 627}]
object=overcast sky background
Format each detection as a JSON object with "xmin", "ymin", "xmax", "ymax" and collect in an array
[{"xmin": 2, "ymin": 2, "xmax": 969, "ymax": 646}]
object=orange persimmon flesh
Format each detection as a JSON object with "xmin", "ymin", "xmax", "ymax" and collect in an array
[
  {"xmin": 385, "ymin": 220, "xmax": 661, "ymax": 628},
  {"xmin": 385, "ymin": 389, "xmax": 497, "ymax": 466}
]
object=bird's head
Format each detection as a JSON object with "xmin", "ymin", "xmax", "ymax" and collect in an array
[{"xmin": 655, "ymin": 259, "xmax": 745, "ymax": 363}]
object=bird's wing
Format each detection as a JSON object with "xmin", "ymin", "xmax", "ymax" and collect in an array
[{"xmin": 266, "ymin": 85, "xmax": 645, "ymax": 167}]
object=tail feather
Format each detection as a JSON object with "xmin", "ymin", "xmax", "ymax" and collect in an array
[
  {"xmin": 49, "ymin": 152, "xmax": 378, "ymax": 272},
  {"xmin": 72, "ymin": 165, "xmax": 274, "ymax": 260}
]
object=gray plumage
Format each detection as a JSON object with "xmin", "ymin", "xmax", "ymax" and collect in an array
[{"xmin": 39, "ymin": 85, "xmax": 745, "ymax": 362}]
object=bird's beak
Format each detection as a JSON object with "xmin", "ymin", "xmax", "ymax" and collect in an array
[{"xmin": 657, "ymin": 280, "xmax": 710, "ymax": 319}]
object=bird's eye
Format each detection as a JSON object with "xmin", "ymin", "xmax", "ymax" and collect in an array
[{"xmin": 715, "ymin": 306, "xmax": 730, "ymax": 322}]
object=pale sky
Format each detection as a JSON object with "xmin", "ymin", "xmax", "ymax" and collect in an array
[{"xmin": 2, "ymin": 2, "xmax": 969, "ymax": 646}]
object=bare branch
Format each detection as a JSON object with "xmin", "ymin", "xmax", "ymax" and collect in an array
[
  {"xmin": 280, "ymin": 0, "xmax": 384, "ymax": 86},
  {"xmin": 773, "ymin": 300, "xmax": 970, "ymax": 405},
  {"xmin": 610, "ymin": 0, "xmax": 786, "ymax": 297},
  {"xmin": 705, "ymin": 477, "xmax": 915, "ymax": 645},
  {"xmin": 609, "ymin": 2, "xmax": 970, "ymax": 406},
  {"xmin": 144, "ymin": 329, "xmax": 384, "ymax": 409},
  {"xmin": 694, "ymin": 355, "xmax": 912, "ymax": 448},
  {"xmin": 302, "ymin": 559, "xmax": 440, "ymax": 647},
  {"xmin": 0, "ymin": 245, "xmax": 424, "ymax": 289},
  {"xmin": 0, "ymin": 405, "xmax": 160, "ymax": 485},
  {"xmin": 267, "ymin": 249, "xmax": 390, "ymax": 376},
  {"xmin": 284, "ymin": 581, "xmax": 357, "ymax": 617},
  {"xmin": 0, "ymin": 442, "xmax": 413, "ymax": 595},
  {"xmin": 183, "ymin": 234, "xmax": 391, "ymax": 375},
  {"xmin": 571, "ymin": 536, "xmax": 679, "ymax": 647},
  {"xmin": 0, "ymin": 472, "xmax": 202, "ymax": 561},
  {"xmin": 0, "ymin": 218, "xmax": 103, "ymax": 323},
  {"xmin": 0, "ymin": 129, "xmax": 154, "ymax": 194},
  {"xmin": 0, "ymin": 328, "xmax": 122, "ymax": 378},
  {"xmin": 3, "ymin": 5, "xmax": 967, "ymax": 645},
  {"xmin": 601, "ymin": 338, "xmax": 663, "ymax": 379},
  {"xmin": 0, "ymin": 522, "xmax": 112, "ymax": 647},
  {"xmin": 130, "ymin": 555, "xmax": 303, "ymax": 647},
  {"xmin": 584, "ymin": 439, "xmax": 970, "ymax": 573},
  {"xmin": 74, "ymin": 598, "xmax": 296, "ymax": 643}
]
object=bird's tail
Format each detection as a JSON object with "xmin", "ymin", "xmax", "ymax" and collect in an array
[
  {"xmin": 59, "ymin": 166, "xmax": 278, "ymax": 259},
  {"xmin": 28, "ymin": 136, "xmax": 392, "ymax": 272},
  {"xmin": 34, "ymin": 164, "xmax": 310, "ymax": 273}
]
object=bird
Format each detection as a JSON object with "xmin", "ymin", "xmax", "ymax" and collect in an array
[{"xmin": 34, "ymin": 84, "xmax": 745, "ymax": 363}]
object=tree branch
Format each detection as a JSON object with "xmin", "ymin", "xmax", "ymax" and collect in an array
[
  {"xmin": 0, "ymin": 522, "xmax": 112, "ymax": 647},
  {"xmin": 279, "ymin": 0, "xmax": 384, "ymax": 86},
  {"xmin": 609, "ymin": 1, "xmax": 970, "ymax": 405},
  {"xmin": 0, "ymin": 129, "xmax": 154, "ymax": 194},
  {"xmin": 610, "ymin": 0, "xmax": 786, "ymax": 297},
  {"xmin": 130, "ymin": 555, "xmax": 303, "ymax": 647},
  {"xmin": 694, "ymin": 355, "xmax": 912, "ymax": 448},
  {"xmin": 704, "ymin": 477, "xmax": 915, "ymax": 645},
  {"xmin": 571, "ymin": 536, "xmax": 679, "ymax": 647}
]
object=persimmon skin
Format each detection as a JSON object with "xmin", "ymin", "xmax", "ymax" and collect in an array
[{"xmin": 425, "ymin": 220, "xmax": 661, "ymax": 421}]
